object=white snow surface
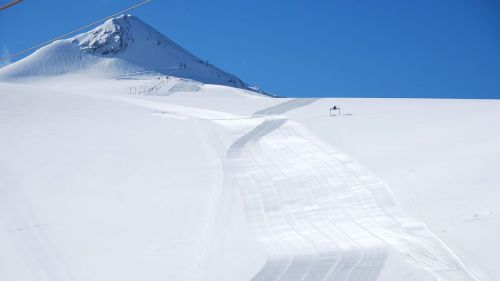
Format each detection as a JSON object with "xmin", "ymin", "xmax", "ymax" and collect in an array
[
  {"xmin": 0, "ymin": 15, "xmax": 254, "ymax": 91},
  {"xmin": 1, "ymin": 75, "xmax": 498, "ymax": 281}
]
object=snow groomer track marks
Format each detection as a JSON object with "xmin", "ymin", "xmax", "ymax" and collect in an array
[
  {"xmin": 220, "ymin": 99, "xmax": 478, "ymax": 281},
  {"xmin": 108, "ymin": 94, "xmax": 479, "ymax": 280}
]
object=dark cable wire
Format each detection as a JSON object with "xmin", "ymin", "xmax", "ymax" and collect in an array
[
  {"xmin": 0, "ymin": 0, "xmax": 24, "ymax": 11},
  {"xmin": 0, "ymin": 0, "xmax": 152, "ymax": 62}
]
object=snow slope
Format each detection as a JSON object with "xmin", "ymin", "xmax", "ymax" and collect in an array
[
  {"xmin": 0, "ymin": 15, "xmax": 257, "ymax": 92},
  {"xmin": 286, "ymin": 99, "xmax": 500, "ymax": 281},
  {"xmin": 2, "ymin": 76, "xmax": 497, "ymax": 280}
]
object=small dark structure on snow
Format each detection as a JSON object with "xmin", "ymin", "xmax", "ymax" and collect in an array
[{"xmin": 330, "ymin": 106, "xmax": 340, "ymax": 116}]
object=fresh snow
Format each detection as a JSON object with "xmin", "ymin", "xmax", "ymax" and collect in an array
[{"xmin": 1, "ymin": 14, "xmax": 498, "ymax": 281}]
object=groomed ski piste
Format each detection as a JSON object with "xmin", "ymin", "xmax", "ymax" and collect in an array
[
  {"xmin": 114, "ymin": 90, "xmax": 478, "ymax": 281},
  {"xmin": 1, "ymin": 14, "xmax": 499, "ymax": 281}
]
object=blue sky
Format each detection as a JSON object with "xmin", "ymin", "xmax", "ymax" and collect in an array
[{"xmin": 1, "ymin": 0, "xmax": 499, "ymax": 98}]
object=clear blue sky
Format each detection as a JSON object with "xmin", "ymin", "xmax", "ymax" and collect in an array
[{"xmin": 1, "ymin": 0, "xmax": 499, "ymax": 98}]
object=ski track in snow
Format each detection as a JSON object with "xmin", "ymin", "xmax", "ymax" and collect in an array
[
  {"xmin": 0, "ymin": 167, "xmax": 74, "ymax": 281},
  {"xmin": 110, "ymin": 96, "xmax": 478, "ymax": 280}
]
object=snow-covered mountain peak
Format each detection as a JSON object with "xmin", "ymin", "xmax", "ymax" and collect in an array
[
  {"xmin": 73, "ymin": 15, "xmax": 184, "ymax": 57},
  {"xmin": 0, "ymin": 15, "xmax": 262, "ymax": 93},
  {"xmin": 75, "ymin": 15, "xmax": 136, "ymax": 55}
]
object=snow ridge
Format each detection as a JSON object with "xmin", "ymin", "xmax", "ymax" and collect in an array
[{"xmin": 77, "ymin": 17, "xmax": 134, "ymax": 55}]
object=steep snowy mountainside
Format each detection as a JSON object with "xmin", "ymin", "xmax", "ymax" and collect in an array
[{"xmin": 0, "ymin": 15, "xmax": 257, "ymax": 92}]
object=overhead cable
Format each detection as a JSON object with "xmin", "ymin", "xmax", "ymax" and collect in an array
[{"xmin": 0, "ymin": 0, "xmax": 152, "ymax": 62}]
